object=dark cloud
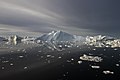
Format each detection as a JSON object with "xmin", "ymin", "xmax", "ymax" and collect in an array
[{"xmin": 0, "ymin": 0, "xmax": 120, "ymax": 35}]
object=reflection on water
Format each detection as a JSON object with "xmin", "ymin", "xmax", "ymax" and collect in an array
[{"xmin": 0, "ymin": 40, "xmax": 120, "ymax": 80}]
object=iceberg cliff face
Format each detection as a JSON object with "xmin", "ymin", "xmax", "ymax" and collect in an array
[{"xmin": 36, "ymin": 31, "xmax": 82, "ymax": 42}]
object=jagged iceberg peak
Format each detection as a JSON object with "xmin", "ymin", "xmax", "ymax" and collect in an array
[{"xmin": 36, "ymin": 30, "xmax": 80, "ymax": 42}]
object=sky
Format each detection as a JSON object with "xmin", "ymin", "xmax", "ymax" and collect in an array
[{"xmin": 0, "ymin": 0, "xmax": 120, "ymax": 36}]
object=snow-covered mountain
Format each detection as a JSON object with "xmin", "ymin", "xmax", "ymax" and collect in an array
[{"xmin": 36, "ymin": 31, "xmax": 85, "ymax": 42}]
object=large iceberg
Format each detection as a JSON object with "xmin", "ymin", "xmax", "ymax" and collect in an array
[{"xmin": 36, "ymin": 31, "xmax": 85, "ymax": 42}]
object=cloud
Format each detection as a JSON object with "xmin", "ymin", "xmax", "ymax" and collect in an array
[
  {"xmin": 0, "ymin": 0, "xmax": 120, "ymax": 35},
  {"xmin": 0, "ymin": 24, "xmax": 29, "ymax": 32}
]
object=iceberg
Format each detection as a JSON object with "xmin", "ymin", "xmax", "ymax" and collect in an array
[
  {"xmin": 8, "ymin": 35, "xmax": 23, "ymax": 42},
  {"xmin": 35, "ymin": 31, "xmax": 85, "ymax": 51},
  {"xmin": 21, "ymin": 36, "xmax": 36, "ymax": 41},
  {"xmin": 36, "ymin": 31, "xmax": 75, "ymax": 42},
  {"xmin": 36, "ymin": 30, "xmax": 85, "ymax": 42},
  {"xmin": 103, "ymin": 70, "xmax": 114, "ymax": 74},
  {"xmin": 80, "ymin": 54, "xmax": 103, "ymax": 62},
  {"xmin": 85, "ymin": 35, "xmax": 120, "ymax": 48}
]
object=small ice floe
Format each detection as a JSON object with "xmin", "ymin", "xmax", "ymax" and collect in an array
[
  {"xmin": 58, "ymin": 56, "xmax": 62, "ymax": 59},
  {"xmin": 10, "ymin": 63, "xmax": 14, "ymax": 66},
  {"xmin": 71, "ymin": 58, "xmax": 74, "ymax": 61},
  {"xmin": 103, "ymin": 49, "xmax": 106, "ymax": 51},
  {"xmin": 51, "ymin": 56, "xmax": 55, "ymax": 58},
  {"xmin": 1, "ymin": 67, "xmax": 4, "ymax": 70},
  {"xmin": 47, "ymin": 55, "xmax": 51, "ymax": 58},
  {"xmin": 66, "ymin": 60, "xmax": 71, "ymax": 63},
  {"xmin": 93, "ymin": 48, "xmax": 96, "ymax": 51},
  {"xmin": 63, "ymin": 74, "xmax": 66, "ymax": 77},
  {"xmin": 103, "ymin": 70, "xmax": 114, "ymax": 74},
  {"xmin": 78, "ymin": 61, "xmax": 82, "ymax": 64},
  {"xmin": 67, "ymin": 45, "xmax": 72, "ymax": 48},
  {"xmin": 24, "ymin": 66, "xmax": 28, "ymax": 69},
  {"xmin": 114, "ymin": 48, "xmax": 117, "ymax": 51},
  {"xmin": 116, "ymin": 64, "xmax": 119, "ymax": 67},
  {"xmin": 58, "ymin": 45, "xmax": 62, "ymax": 48},
  {"xmin": 91, "ymin": 66, "xmax": 100, "ymax": 69},
  {"xmin": 19, "ymin": 56, "xmax": 24, "ymax": 58},
  {"xmin": 77, "ymin": 46, "xmax": 79, "ymax": 47},
  {"xmin": 80, "ymin": 54, "xmax": 103, "ymax": 62},
  {"xmin": 106, "ymin": 46, "xmax": 109, "ymax": 48},
  {"xmin": 38, "ymin": 51, "xmax": 42, "ymax": 53},
  {"xmin": 65, "ymin": 45, "xmax": 68, "ymax": 47},
  {"xmin": 2, "ymin": 60, "xmax": 9, "ymax": 63},
  {"xmin": 22, "ymin": 49, "xmax": 25, "ymax": 52}
]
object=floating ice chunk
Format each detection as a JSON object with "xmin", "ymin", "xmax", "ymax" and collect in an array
[
  {"xmin": 38, "ymin": 51, "xmax": 42, "ymax": 53},
  {"xmin": 19, "ymin": 56, "xmax": 24, "ymax": 58},
  {"xmin": 58, "ymin": 56, "xmax": 62, "ymax": 59},
  {"xmin": 93, "ymin": 48, "xmax": 96, "ymax": 51},
  {"xmin": 103, "ymin": 49, "xmax": 106, "ymax": 51},
  {"xmin": 91, "ymin": 66, "xmax": 100, "ymax": 69},
  {"xmin": 78, "ymin": 61, "xmax": 82, "ymax": 64},
  {"xmin": 114, "ymin": 48, "xmax": 117, "ymax": 51},
  {"xmin": 2, "ymin": 60, "xmax": 9, "ymax": 63},
  {"xmin": 58, "ymin": 45, "xmax": 62, "ymax": 48},
  {"xmin": 10, "ymin": 63, "xmax": 13, "ymax": 66},
  {"xmin": 80, "ymin": 54, "xmax": 103, "ymax": 62},
  {"xmin": 77, "ymin": 46, "xmax": 79, "ymax": 47},
  {"xmin": 66, "ymin": 60, "xmax": 71, "ymax": 63},
  {"xmin": 47, "ymin": 55, "xmax": 51, "ymax": 58},
  {"xmin": 71, "ymin": 58, "xmax": 74, "ymax": 61},
  {"xmin": 24, "ymin": 66, "xmax": 28, "ymax": 69},
  {"xmin": 116, "ymin": 64, "xmax": 119, "ymax": 66},
  {"xmin": 103, "ymin": 70, "xmax": 114, "ymax": 74},
  {"xmin": 51, "ymin": 56, "xmax": 55, "ymax": 58},
  {"xmin": 22, "ymin": 49, "xmax": 26, "ymax": 52},
  {"xmin": 2, "ymin": 67, "xmax": 4, "ymax": 69}
]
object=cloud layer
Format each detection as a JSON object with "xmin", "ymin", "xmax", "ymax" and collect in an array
[{"xmin": 0, "ymin": 0, "xmax": 120, "ymax": 35}]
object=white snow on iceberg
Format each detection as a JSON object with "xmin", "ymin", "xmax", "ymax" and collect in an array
[
  {"xmin": 85, "ymin": 35, "xmax": 120, "ymax": 48},
  {"xmin": 36, "ymin": 31, "xmax": 85, "ymax": 43}
]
